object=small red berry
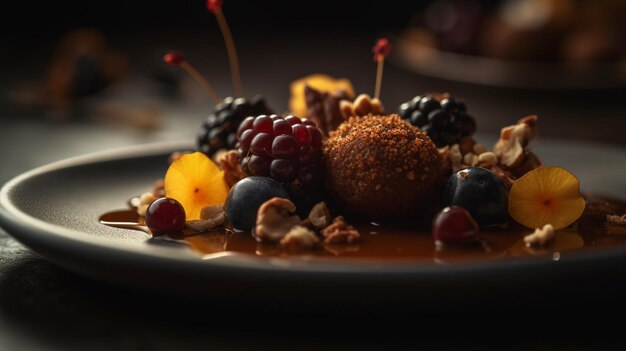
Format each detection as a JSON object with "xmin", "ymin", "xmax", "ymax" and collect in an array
[
  {"xmin": 432, "ymin": 206, "xmax": 479, "ymax": 246},
  {"xmin": 372, "ymin": 38, "xmax": 391, "ymax": 62},
  {"xmin": 206, "ymin": 0, "xmax": 223, "ymax": 13},
  {"xmin": 163, "ymin": 51, "xmax": 184, "ymax": 67},
  {"xmin": 145, "ymin": 197, "xmax": 186, "ymax": 236}
]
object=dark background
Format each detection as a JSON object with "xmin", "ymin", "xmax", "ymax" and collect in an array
[{"xmin": 1, "ymin": 1, "xmax": 625, "ymax": 349}]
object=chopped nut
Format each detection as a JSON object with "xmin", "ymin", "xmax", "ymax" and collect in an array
[
  {"xmin": 308, "ymin": 202, "xmax": 332, "ymax": 229},
  {"xmin": 477, "ymin": 152, "xmax": 498, "ymax": 167},
  {"xmin": 463, "ymin": 152, "xmax": 478, "ymax": 166},
  {"xmin": 279, "ymin": 225, "xmax": 320, "ymax": 251},
  {"xmin": 493, "ymin": 115, "xmax": 539, "ymax": 171},
  {"xmin": 218, "ymin": 150, "xmax": 246, "ymax": 188},
  {"xmin": 523, "ymin": 224, "xmax": 555, "ymax": 247},
  {"xmin": 137, "ymin": 204, "xmax": 150, "ymax": 217},
  {"xmin": 438, "ymin": 145, "xmax": 452, "ymax": 174},
  {"xmin": 606, "ymin": 213, "xmax": 626, "ymax": 235},
  {"xmin": 473, "ymin": 143, "xmax": 487, "ymax": 155},
  {"xmin": 255, "ymin": 198, "xmax": 301, "ymax": 242},
  {"xmin": 449, "ymin": 144, "xmax": 463, "ymax": 173},
  {"xmin": 321, "ymin": 216, "xmax": 360, "ymax": 244},
  {"xmin": 485, "ymin": 164, "xmax": 515, "ymax": 190},
  {"xmin": 151, "ymin": 179, "xmax": 165, "ymax": 198},
  {"xmin": 339, "ymin": 94, "xmax": 385, "ymax": 119},
  {"xmin": 186, "ymin": 205, "xmax": 226, "ymax": 232},
  {"xmin": 136, "ymin": 192, "xmax": 156, "ymax": 217},
  {"xmin": 212, "ymin": 149, "xmax": 229, "ymax": 165},
  {"xmin": 607, "ymin": 213, "xmax": 626, "ymax": 226},
  {"xmin": 458, "ymin": 137, "xmax": 476, "ymax": 155}
]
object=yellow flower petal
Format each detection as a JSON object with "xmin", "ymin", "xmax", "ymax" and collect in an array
[
  {"xmin": 164, "ymin": 152, "xmax": 228, "ymax": 220},
  {"xmin": 509, "ymin": 166, "xmax": 585, "ymax": 229}
]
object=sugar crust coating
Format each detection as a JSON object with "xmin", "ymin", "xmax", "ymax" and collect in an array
[{"xmin": 323, "ymin": 114, "xmax": 442, "ymax": 221}]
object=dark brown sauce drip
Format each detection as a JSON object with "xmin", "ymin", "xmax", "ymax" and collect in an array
[{"xmin": 99, "ymin": 198, "xmax": 626, "ymax": 264}]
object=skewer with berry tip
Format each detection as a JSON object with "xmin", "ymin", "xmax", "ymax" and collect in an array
[
  {"xmin": 206, "ymin": 0, "xmax": 245, "ymax": 98},
  {"xmin": 338, "ymin": 38, "xmax": 391, "ymax": 118},
  {"xmin": 164, "ymin": 51, "xmax": 221, "ymax": 105},
  {"xmin": 163, "ymin": 1, "xmax": 274, "ymax": 157},
  {"xmin": 372, "ymin": 38, "xmax": 391, "ymax": 101}
]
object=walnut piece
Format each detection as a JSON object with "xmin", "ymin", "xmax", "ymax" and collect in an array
[
  {"xmin": 606, "ymin": 213, "xmax": 626, "ymax": 235},
  {"xmin": 308, "ymin": 202, "xmax": 332, "ymax": 229},
  {"xmin": 607, "ymin": 214, "xmax": 626, "ymax": 225},
  {"xmin": 523, "ymin": 224, "xmax": 555, "ymax": 247},
  {"xmin": 255, "ymin": 198, "xmax": 302, "ymax": 242},
  {"xmin": 136, "ymin": 192, "xmax": 156, "ymax": 217},
  {"xmin": 279, "ymin": 225, "xmax": 320, "ymax": 251},
  {"xmin": 186, "ymin": 205, "xmax": 226, "ymax": 232},
  {"xmin": 448, "ymin": 144, "xmax": 463, "ymax": 173},
  {"xmin": 151, "ymin": 179, "xmax": 165, "ymax": 198},
  {"xmin": 493, "ymin": 115, "xmax": 541, "ymax": 176},
  {"xmin": 217, "ymin": 149, "xmax": 246, "ymax": 188},
  {"xmin": 321, "ymin": 216, "xmax": 360, "ymax": 244},
  {"xmin": 339, "ymin": 94, "xmax": 384, "ymax": 119}
]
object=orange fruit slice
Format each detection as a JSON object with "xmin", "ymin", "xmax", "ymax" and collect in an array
[
  {"xmin": 508, "ymin": 166, "xmax": 585, "ymax": 230},
  {"xmin": 164, "ymin": 152, "xmax": 228, "ymax": 220}
]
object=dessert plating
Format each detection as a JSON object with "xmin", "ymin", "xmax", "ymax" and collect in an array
[{"xmin": 99, "ymin": 2, "xmax": 626, "ymax": 263}]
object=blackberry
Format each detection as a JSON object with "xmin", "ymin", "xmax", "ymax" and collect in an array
[
  {"xmin": 399, "ymin": 93, "xmax": 476, "ymax": 148},
  {"xmin": 197, "ymin": 96, "xmax": 273, "ymax": 156},
  {"xmin": 236, "ymin": 114, "xmax": 324, "ymax": 188}
]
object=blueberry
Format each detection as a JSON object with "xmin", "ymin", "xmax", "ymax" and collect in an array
[
  {"xmin": 224, "ymin": 176, "xmax": 290, "ymax": 232},
  {"xmin": 441, "ymin": 167, "xmax": 508, "ymax": 227}
]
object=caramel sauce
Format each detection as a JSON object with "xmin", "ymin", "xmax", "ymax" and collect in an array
[{"xmin": 99, "ymin": 198, "xmax": 626, "ymax": 264}]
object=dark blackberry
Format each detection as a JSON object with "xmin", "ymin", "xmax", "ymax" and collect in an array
[
  {"xmin": 197, "ymin": 95, "xmax": 273, "ymax": 156},
  {"xmin": 399, "ymin": 93, "xmax": 476, "ymax": 148}
]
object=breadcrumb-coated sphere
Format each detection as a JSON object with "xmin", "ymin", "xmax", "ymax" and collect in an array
[{"xmin": 323, "ymin": 114, "xmax": 443, "ymax": 221}]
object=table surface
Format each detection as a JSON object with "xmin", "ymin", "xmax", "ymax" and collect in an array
[{"xmin": 1, "ymin": 33, "xmax": 626, "ymax": 349}]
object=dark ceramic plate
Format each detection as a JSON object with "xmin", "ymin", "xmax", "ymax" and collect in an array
[
  {"xmin": 394, "ymin": 37, "xmax": 626, "ymax": 90},
  {"xmin": 1, "ymin": 140, "xmax": 625, "ymax": 306}
]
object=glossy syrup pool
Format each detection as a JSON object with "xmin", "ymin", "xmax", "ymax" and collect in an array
[{"xmin": 99, "ymin": 198, "xmax": 626, "ymax": 264}]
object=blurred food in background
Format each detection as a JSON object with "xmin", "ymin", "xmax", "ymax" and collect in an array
[
  {"xmin": 397, "ymin": 0, "xmax": 626, "ymax": 88},
  {"xmin": 8, "ymin": 28, "xmax": 162, "ymax": 130},
  {"xmin": 44, "ymin": 28, "xmax": 127, "ymax": 109}
]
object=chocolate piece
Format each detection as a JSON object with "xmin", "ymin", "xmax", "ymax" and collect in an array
[
  {"xmin": 324, "ymin": 115, "xmax": 443, "ymax": 222},
  {"xmin": 304, "ymin": 85, "xmax": 353, "ymax": 136}
]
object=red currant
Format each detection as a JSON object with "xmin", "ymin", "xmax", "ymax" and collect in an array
[
  {"xmin": 145, "ymin": 197, "xmax": 186, "ymax": 236},
  {"xmin": 432, "ymin": 206, "xmax": 479, "ymax": 246}
]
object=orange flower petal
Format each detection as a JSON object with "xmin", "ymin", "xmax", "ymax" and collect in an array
[
  {"xmin": 164, "ymin": 152, "xmax": 228, "ymax": 220},
  {"xmin": 509, "ymin": 166, "xmax": 585, "ymax": 229}
]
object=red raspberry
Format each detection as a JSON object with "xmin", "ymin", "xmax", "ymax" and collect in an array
[{"xmin": 236, "ymin": 114, "xmax": 324, "ymax": 187}]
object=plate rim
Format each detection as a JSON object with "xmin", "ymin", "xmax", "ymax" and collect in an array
[{"xmin": 1, "ymin": 141, "xmax": 626, "ymax": 280}]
